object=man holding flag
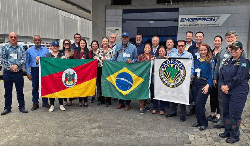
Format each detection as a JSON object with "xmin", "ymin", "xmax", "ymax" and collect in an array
[
  {"xmin": 165, "ymin": 40, "xmax": 194, "ymax": 122},
  {"xmin": 110, "ymin": 32, "xmax": 138, "ymax": 111}
]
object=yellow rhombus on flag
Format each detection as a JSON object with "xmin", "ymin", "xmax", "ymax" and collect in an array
[{"xmin": 106, "ymin": 67, "xmax": 144, "ymax": 95}]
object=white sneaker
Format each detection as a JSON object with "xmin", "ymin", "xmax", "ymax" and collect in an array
[
  {"xmin": 60, "ymin": 105, "xmax": 66, "ymax": 111},
  {"xmin": 49, "ymin": 105, "xmax": 54, "ymax": 112}
]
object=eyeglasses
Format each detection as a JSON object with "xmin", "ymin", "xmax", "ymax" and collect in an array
[
  {"xmin": 53, "ymin": 45, "xmax": 59, "ymax": 47},
  {"xmin": 10, "ymin": 36, "xmax": 17, "ymax": 39},
  {"xmin": 64, "ymin": 43, "xmax": 70, "ymax": 45},
  {"xmin": 178, "ymin": 45, "xmax": 185, "ymax": 48}
]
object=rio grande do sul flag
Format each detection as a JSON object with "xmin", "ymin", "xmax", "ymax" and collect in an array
[
  {"xmin": 102, "ymin": 61, "xmax": 152, "ymax": 100},
  {"xmin": 39, "ymin": 58, "xmax": 97, "ymax": 98},
  {"xmin": 154, "ymin": 58, "xmax": 192, "ymax": 105}
]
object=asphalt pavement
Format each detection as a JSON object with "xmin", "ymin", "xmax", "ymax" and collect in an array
[{"xmin": 0, "ymin": 78, "xmax": 250, "ymax": 146}]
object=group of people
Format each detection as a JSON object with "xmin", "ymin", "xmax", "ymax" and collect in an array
[{"xmin": 0, "ymin": 30, "xmax": 249, "ymax": 144}]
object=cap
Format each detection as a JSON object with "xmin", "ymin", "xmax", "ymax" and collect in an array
[
  {"xmin": 122, "ymin": 32, "xmax": 129, "ymax": 37},
  {"xmin": 229, "ymin": 41, "xmax": 243, "ymax": 49},
  {"xmin": 51, "ymin": 41, "xmax": 59, "ymax": 46}
]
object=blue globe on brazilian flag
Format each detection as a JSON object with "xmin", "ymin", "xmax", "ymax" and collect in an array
[{"xmin": 102, "ymin": 61, "xmax": 151, "ymax": 100}]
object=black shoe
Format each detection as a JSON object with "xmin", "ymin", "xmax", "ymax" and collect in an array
[
  {"xmin": 97, "ymin": 101, "xmax": 102, "ymax": 106},
  {"xmin": 105, "ymin": 102, "xmax": 111, "ymax": 107},
  {"xmin": 199, "ymin": 126, "xmax": 207, "ymax": 131},
  {"xmin": 90, "ymin": 97, "xmax": 95, "ymax": 103},
  {"xmin": 192, "ymin": 122, "xmax": 200, "ymax": 127},
  {"xmin": 207, "ymin": 115, "xmax": 216, "ymax": 121},
  {"xmin": 19, "ymin": 108, "xmax": 28, "ymax": 113},
  {"xmin": 212, "ymin": 117, "xmax": 220, "ymax": 123},
  {"xmin": 187, "ymin": 109, "xmax": 195, "ymax": 116},
  {"xmin": 145, "ymin": 107, "xmax": 150, "ymax": 111},
  {"xmin": 226, "ymin": 137, "xmax": 239, "ymax": 143},
  {"xmin": 140, "ymin": 109, "xmax": 145, "ymax": 114},
  {"xmin": 180, "ymin": 116, "xmax": 186, "ymax": 122},
  {"xmin": 1, "ymin": 109, "xmax": 11, "ymax": 115},
  {"xmin": 219, "ymin": 132, "xmax": 230, "ymax": 138},
  {"xmin": 42, "ymin": 103, "xmax": 50, "ymax": 108},
  {"xmin": 165, "ymin": 113, "xmax": 177, "ymax": 118},
  {"xmin": 214, "ymin": 120, "xmax": 224, "ymax": 128}
]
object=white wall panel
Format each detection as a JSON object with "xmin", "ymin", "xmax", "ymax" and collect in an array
[{"xmin": 0, "ymin": 0, "xmax": 92, "ymax": 41}]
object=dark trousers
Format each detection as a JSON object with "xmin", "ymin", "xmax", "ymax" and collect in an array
[
  {"xmin": 50, "ymin": 98, "xmax": 63, "ymax": 105},
  {"xmin": 3, "ymin": 70, "xmax": 25, "ymax": 110},
  {"xmin": 31, "ymin": 67, "xmax": 48, "ymax": 104},
  {"xmin": 97, "ymin": 67, "xmax": 102, "ymax": 99},
  {"xmin": 79, "ymin": 97, "xmax": 88, "ymax": 103},
  {"xmin": 223, "ymin": 92, "xmax": 248, "ymax": 139},
  {"xmin": 170, "ymin": 103, "xmax": 186, "ymax": 116},
  {"xmin": 210, "ymin": 84, "xmax": 219, "ymax": 113},
  {"xmin": 192, "ymin": 78, "xmax": 210, "ymax": 126},
  {"xmin": 218, "ymin": 86, "xmax": 224, "ymax": 118},
  {"xmin": 119, "ymin": 99, "xmax": 131, "ymax": 105},
  {"xmin": 153, "ymin": 99, "xmax": 170, "ymax": 111}
]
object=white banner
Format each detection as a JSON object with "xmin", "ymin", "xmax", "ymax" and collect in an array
[
  {"xmin": 179, "ymin": 14, "xmax": 230, "ymax": 27},
  {"xmin": 154, "ymin": 58, "xmax": 192, "ymax": 105}
]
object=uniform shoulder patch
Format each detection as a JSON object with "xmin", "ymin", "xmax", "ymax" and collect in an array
[{"xmin": 241, "ymin": 63, "xmax": 247, "ymax": 68}]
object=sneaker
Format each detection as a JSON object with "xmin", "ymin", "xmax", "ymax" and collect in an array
[
  {"xmin": 60, "ymin": 105, "xmax": 66, "ymax": 111},
  {"xmin": 49, "ymin": 105, "xmax": 54, "ymax": 112},
  {"xmin": 140, "ymin": 109, "xmax": 145, "ymax": 114}
]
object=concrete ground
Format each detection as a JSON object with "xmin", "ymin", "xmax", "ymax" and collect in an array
[{"xmin": 0, "ymin": 77, "xmax": 250, "ymax": 146}]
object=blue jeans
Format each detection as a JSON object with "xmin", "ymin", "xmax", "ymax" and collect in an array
[
  {"xmin": 31, "ymin": 67, "xmax": 48, "ymax": 104},
  {"xmin": 3, "ymin": 70, "xmax": 25, "ymax": 110}
]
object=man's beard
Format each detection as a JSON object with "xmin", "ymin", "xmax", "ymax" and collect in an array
[
  {"xmin": 122, "ymin": 41, "xmax": 128, "ymax": 46},
  {"xmin": 136, "ymin": 40, "xmax": 141, "ymax": 44},
  {"xmin": 35, "ymin": 43, "xmax": 41, "ymax": 48}
]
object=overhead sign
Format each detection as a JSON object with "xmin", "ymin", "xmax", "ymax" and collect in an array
[{"xmin": 179, "ymin": 14, "xmax": 230, "ymax": 27}]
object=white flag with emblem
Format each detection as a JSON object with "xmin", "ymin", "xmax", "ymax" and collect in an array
[{"xmin": 154, "ymin": 58, "xmax": 192, "ymax": 105}]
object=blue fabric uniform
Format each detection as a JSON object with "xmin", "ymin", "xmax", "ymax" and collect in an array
[
  {"xmin": 0, "ymin": 43, "xmax": 26, "ymax": 110},
  {"xmin": 135, "ymin": 43, "xmax": 145, "ymax": 56},
  {"xmin": 111, "ymin": 42, "xmax": 138, "ymax": 105},
  {"xmin": 191, "ymin": 59, "xmax": 213, "ymax": 126},
  {"xmin": 219, "ymin": 55, "xmax": 250, "ymax": 139},
  {"xmin": 26, "ymin": 46, "xmax": 49, "ymax": 104},
  {"xmin": 150, "ymin": 46, "xmax": 159, "ymax": 57},
  {"xmin": 188, "ymin": 45, "xmax": 200, "ymax": 60},
  {"xmin": 72, "ymin": 43, "xmax": 79, "ymax": 51}
]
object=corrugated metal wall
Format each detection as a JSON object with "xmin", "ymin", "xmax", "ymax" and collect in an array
[{"xmin": 0, "ymin": 0, "xmax": 92, "ymax": 40}]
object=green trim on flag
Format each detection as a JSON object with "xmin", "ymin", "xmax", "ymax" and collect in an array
[{"xmin": 40, "ymin": 57, "xmax": 95, "ymax": 77}]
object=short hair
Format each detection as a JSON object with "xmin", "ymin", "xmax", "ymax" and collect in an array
[
  {"xmin": 195, "ymin": 31, "xmax": 204, "ymax": 37},
  {"xmin": 136, "ymin": 34, "xmax": 142, "ymax": 37},
  {"xmin": 166, "ymin": 38, "xmax": 174, "ymax": 43},
  {"xmin": 74, "ymin": 33, "xmax": 81, "ymax": 38},
  {"xmin": 177, "ymin": 40, "xmax": 186, "ymax": 44},
  {"xmin": 33, "ymin": 35, "xmax": 41, "ymax": 40},
  {"xmin": 152, "ymin": 36, "xmax": 159, "ymax": 41},
  {"xmin": 214, "ymin": 35, "xmax": 223, "ymax": 42},
  {"xmin": 186, "ymin": 31, "xmax": 193, "ymax": 35},
  {"xmin": 225, "ymin": 30, "xmax": 238, "ymax": 37}
]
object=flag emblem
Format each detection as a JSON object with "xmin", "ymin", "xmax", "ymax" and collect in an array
[
  {"xmin": 159, "ymin": 59, "xmax": 186, "ymax": 88},
  {"xmin": 62, "ymin": 68, "xmax": 78, "ymax": 88},
  {"xmin": 106, "ymin": 67, "xmax": 144, "ymax": 95}
]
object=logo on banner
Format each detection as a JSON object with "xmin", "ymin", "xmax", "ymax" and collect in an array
[
  {"xmin": 106, "ymin": 67, "xmax": 144, "ymax": 95},
  {"xmin": 159, "ymin": 59, "xmax": 186, "ymax": 88},
  {"xmin": 62, "ymin": 68, "xmax": 77, "ymax": 87}
]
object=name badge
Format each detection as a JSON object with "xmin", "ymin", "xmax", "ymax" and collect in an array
[
  {"xmin": 195, "ymin": 68, "xmax": 201, "ymax": 73},
  {"xmin": 224, "ymin": 54, "xmax": 230, "ymax": 58},
  {"xmin": 195, "ymin": 52, "xmax": 200, "ymax": 59},
  {"xmin": 123, "ymin": 53, "xmax": 131, "ymax": 58},
  {"xmin": 10, "ymin": 54, "xmax": 17, "ymax": 59}
]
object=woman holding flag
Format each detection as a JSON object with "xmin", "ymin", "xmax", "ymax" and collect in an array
[
  {"xmin": 191, "ymin": 43, "xmax": 213, "ymax": 131},
  {"xmin": 45, "ymin": 41, "xmax": 66, "ymax": 112},
  {"xmin": 73, "ymin": 38, "xmax": 93, "ymax": 107}
]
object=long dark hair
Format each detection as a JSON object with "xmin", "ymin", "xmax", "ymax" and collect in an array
[
  {"xmin": 91, "ymin": 40, "xmax": 99, "ymax": 49},
  {"xmin": 77, "ymin": 38, "xmax": 90, "ymax": 59}
]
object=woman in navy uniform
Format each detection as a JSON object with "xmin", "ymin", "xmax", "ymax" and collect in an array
[
  {"xmin": 218, "ymin": 41, "xmax": 250, "ymax": 143},
  {"xmin": 191, "ymin": 43, "xmax": 213, "ymax": 131}
]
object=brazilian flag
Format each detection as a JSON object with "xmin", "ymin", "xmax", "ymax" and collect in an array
[{"xmin": 102, "ymin": 61, "xmax": 151, "ymax": 100}]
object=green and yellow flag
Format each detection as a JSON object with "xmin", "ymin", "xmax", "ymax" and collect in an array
[
  {"xmin": 40, "ymin": 58, "xmax": 97, "ymax": 98},
  {"xmin": 102, "ymin": 61, "xmax": 151, "ymax": 100}
]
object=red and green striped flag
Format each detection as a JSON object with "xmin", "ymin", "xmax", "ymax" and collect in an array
[{"xmin": 39, "ymin": 58, "xmax": 97, "ymax": 98}]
